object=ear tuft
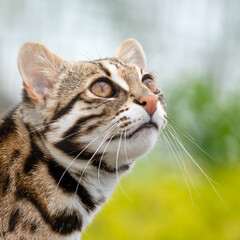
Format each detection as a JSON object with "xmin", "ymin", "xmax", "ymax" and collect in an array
[
  {"xmin": 114, "ymin": 39, "xmax": 146, "ymax": 71},
  {"xmin": 18, "ymin": 42, "xmax": 66, "ymax": 103}
]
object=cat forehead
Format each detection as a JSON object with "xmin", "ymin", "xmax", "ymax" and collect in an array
[
  {"xmin": 101, "ymin": 59, "xmax": 142, "ymax": 91},
  {"xmin": 73, "ymin": 58, "xmax": 143, "ymax": 90}
]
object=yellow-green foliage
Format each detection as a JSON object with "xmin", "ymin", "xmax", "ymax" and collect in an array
[{"xmin": 82, "ymin": 154, "xmax": 240, "ymax": 240}]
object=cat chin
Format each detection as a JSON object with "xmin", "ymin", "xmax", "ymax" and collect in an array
[
  {"xmin": 126, "ymin": 127, "xmax": 159, "ymax": 158},
  {"xmin": 105, "ymin": 127, "xmax": 159, "ymax": 161}
]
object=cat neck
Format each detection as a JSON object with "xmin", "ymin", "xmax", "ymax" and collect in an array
[{"xmin": 0, "ymin": 104, "xmax": 135, "ymax": 237}]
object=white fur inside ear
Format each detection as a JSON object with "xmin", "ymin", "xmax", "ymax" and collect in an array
[
  {"xmin": 18, "ymin": 42, "xmax": 65, "ymax": 102},
  {"xmin": 114, "ymin": 39, "xmax": 146, "ymax": 71}
]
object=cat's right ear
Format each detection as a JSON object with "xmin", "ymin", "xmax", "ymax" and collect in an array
[
  {"xmin": 18, "ymin": 42, "xmax": 66, "ymax": 104},
  {"xmin": 114, "ymin": 39, "xmax": 146, "ymax": 71}
]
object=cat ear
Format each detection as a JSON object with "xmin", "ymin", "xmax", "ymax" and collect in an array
[
  {"xmin": 114, "ymin": 39, "xmax": 146, "ymax": 71},
  {"xmin": 18, "ymin": 42, "xmax": 66, "ymax": 103}
]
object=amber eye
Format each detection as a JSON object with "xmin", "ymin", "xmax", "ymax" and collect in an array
[
  {"xmin": 91, "ymin": 81, "xmax": 113, "ymax": 98},
  {"xmin": 142, "ymin": 78, "xmax": 157, "ymax": 93}
]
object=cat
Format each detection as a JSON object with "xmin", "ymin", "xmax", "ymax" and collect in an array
[{"xmin": 0, "ymin": 39, "xmax": 167, "ymax": 240}]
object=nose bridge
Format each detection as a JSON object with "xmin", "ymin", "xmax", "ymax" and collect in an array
[{"xmin": 139, "ymin": 95, "xmax": 158, "ymax": 116}]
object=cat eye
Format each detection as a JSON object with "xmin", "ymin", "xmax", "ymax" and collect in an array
[
  {"xmin": 142, "ymin": 76, "xmax": 157, "ymax": 93},
  {"xmin": 154, "ymin": 88, "xmax": 160, "ymax": 94},
  {"xmin": 91, "ymin": 80, "xmax": 113, "ymax": 98}
]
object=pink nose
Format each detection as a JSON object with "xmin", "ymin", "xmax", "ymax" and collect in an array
[{"xmin": 139, "ymin": 95, "xmax": 158, "ymax": 116}]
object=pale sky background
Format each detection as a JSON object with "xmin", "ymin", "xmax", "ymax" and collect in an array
[{"xmin": 0, "ymin": 0, "xmax": 240, "ymax": 110}]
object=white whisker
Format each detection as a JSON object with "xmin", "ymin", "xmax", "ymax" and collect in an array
[
  {"xmin": 115, "ymin": 131, "xmax": 132, "ymax": 201},
  {"xmin": 97, "ymin": 128, "xmax": 118, "ymax": 193},
  {"xmin": 163, "ymin": 131, "xmax": 194, "ymax": 207},
  {"xmin": 166, "ymin": 127, "xmax": 203, "ymax": 203},
  {"xmin": 57, "ymin": 134, "xmax": 100, "ymax": 188},
  {"xmin": 168, "ymin": 120, "xmax": 214, "ymax": 160},
  {"xmin": 124, "ymin": 130, "xmax": 130, "ymax": 165},
  {"xmin": 74, "ymin": 131, "xmax": 110, "ymax": 197},
  {"xmin": 161, "ymin": 132, "xmax": 178, "ymax": 182},
  {"xmin": 168, "ymin": 130, "xmax": 226, "ymax": 207},
  {"xmin": 57, "ymin": 122, "xmax": 117, "ymax": 189}
]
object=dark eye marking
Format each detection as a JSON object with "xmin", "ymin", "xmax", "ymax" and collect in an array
[
  {"xmin": 90, "ymin": 77, "xmax": 121, "ymax": 98},
  {"xmin": 98, "ymin": 63, "xmax": 111, "ymax": 77},
  {"xmin": 142, "ymin": 74, "xmax": 154, "ymax": 81}
]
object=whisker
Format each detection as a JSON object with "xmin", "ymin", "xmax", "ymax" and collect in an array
[
  {"xmin": 166, "ymin": 127, "xmax": 203, "ymax": 203},
  {"xmin": 21, "ymin": 120, "xmax": 57, "ymax": 137},
  {"xmin": 62, "ymin": 121, "xmax": 117, "ymax": 141},
  {"xmin": 161, "ymin": 132, "xmax": 178, "ymax": 183},
  {"xmin": 57, "ymin": 134, "xmax": 101, "ymax": 188},
  {"xmin": 167, "ymin": 119, "xmax": 214, "ymax": 160},
  {"xmin": 97, "ymin": 133, "xmax": 116, "ymax": 193},
  {"xmin": 167, "ymin": 129, "xmax": 215, "ymax": 183},
  {"xmin": 74, "ymin": 131, "xmax": 110, "ymax": 197},
  {"xmin": 163, "ymin": 131, "xmax": 194, "ymax": 206},
  {"xmin": 168, "ymin": 130, "xmax": 226, "ymax": 207},
  {"xmin": 183, "ymin": 133, "xmax": 214, "ymax": 160},
  {"xmin": 124, "ymin": 130, "xmax": 130, "ymax": 165},
  {"xmin": 57, "ymin": 122, "xmax": 117, "ymax": 188},
  {"xmin": 115, "ymin": 131, "xmax": 132, "ymax": 201}
]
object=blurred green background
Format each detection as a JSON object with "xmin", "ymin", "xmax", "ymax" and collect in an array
[{"xmin": 0, "ymin": 0, "xmax": 240, "ymax": 239}]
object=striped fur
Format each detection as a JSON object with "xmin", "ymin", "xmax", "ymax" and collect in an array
[{"xmin": 0, "ymin": 39, "xmax": 167, "ymax": 239}]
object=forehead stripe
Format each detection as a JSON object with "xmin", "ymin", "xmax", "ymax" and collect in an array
[
  {"xmin": 107, "ymin": 64, "xmax": 129, "ymax": 91},
  {"xmin": 98, "ymin": 63, "xmax": 111, "ymax": 77}
]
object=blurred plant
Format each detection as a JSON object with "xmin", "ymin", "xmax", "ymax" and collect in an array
[
  {"xmin": 166, "ymin": 75, "xmax": 240, "ymax": 164},
  {"xmin": 82, "ymin": 155, "xmax": 240, "ymax": 240}
]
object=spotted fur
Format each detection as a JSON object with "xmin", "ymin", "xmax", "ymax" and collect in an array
[{"xmin": 0, "ymin": 39, "xmax": 167, "ymax": 239}]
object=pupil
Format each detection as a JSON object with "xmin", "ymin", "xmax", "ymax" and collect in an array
[{"xmin": 100, "ymin": 83, "xmax": 107, "ymax": 92}]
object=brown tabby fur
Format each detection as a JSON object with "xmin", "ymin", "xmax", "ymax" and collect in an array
[{"xmin": 0, "ymin": 40, "xmax": 166, "ymax": 240}]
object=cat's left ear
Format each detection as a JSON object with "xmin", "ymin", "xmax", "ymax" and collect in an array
[
  {"xmin": 114, "ymin": 39, "xmax": 146, "ymax": 71},
  {"xmin": 18, "ymin": 42, "xmax": 67, "ymax": 104}
]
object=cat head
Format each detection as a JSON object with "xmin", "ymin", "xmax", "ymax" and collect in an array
[{"xmin": 18, "ymin": 39, "xmax": 167, "ymax": 170}]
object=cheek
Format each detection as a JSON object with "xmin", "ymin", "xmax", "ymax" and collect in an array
[
  {"xmin": 126, "ymin": 105, "xmax": 147, "ymax": 120},
  {"xmin": 114, "ymin": 107, "xmax": 145, "ymax": 133},
  {"xmin": 152, "ymin": 102, "xmax": 167, "ymax": 130}
]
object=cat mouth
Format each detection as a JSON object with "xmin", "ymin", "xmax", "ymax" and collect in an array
[
  {"xmin": 126, "ymin": 121, "xmax": 158, "ymax": 138},
  {"xmin": 109, "ymin": 121, "xmax": 158, "ymax": 141}
]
